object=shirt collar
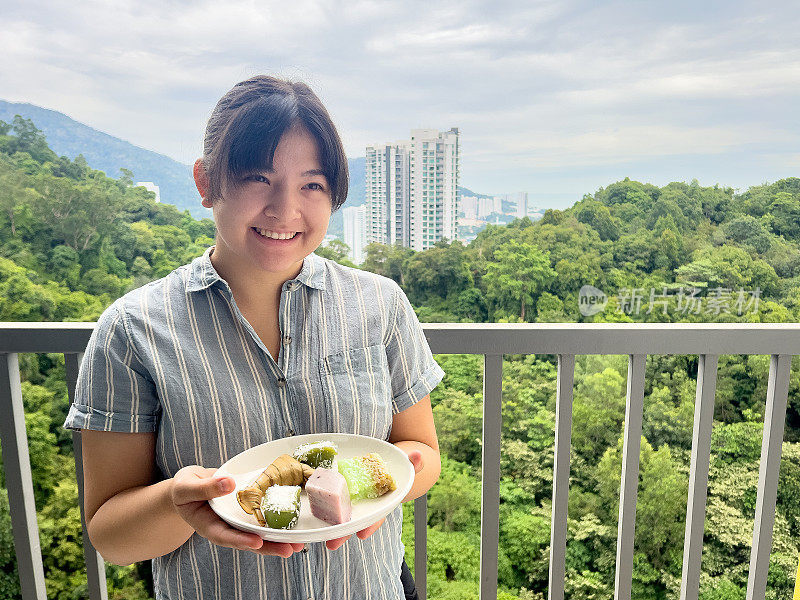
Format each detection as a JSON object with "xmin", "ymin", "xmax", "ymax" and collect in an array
[{"xmin": 186, "ymin": 246, "xmax": 327, "ymax": 293}]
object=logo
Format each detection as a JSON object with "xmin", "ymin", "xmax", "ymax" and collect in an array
[{"xmin": 579, "ymin": 285, "xmax": 608, "ymax": 316}]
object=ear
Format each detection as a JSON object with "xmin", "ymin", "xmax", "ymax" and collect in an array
[{"xmin": 193, "ymin": 159, "xmax": 212, "ymax": 208}]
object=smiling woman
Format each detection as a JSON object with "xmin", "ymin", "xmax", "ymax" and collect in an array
[
  {"xmin": 195, "ymin": 122, "xmax": 336, "ymax": 293},
  {"xmin": 63, "ymin": 74, "xmax": 444, "ymax": 600},
  {"xmin": 193, "ymin": 76, "xmax": 349, "ymax": 295}
]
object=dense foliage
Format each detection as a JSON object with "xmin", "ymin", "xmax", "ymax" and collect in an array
[{"xmin": 1, "ymin": 116, "xmax": 800, "ymax": 598}]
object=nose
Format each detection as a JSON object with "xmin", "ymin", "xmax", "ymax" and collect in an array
[{"xmin": 262, "ymin": 184, "xmax": 302, "ymax": 223}]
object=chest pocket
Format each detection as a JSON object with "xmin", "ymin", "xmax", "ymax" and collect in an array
[{"xmin": 318, "ymin": 343, "xmax": 393, "ymax": 440}]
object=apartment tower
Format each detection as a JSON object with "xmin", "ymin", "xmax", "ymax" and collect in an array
[
  {"xmin": 365, "ymin": 127, "xmax": 460, "ymax": 252},
  {"xmin": 342, "ymin": 205, "xmax": 367, "ymax": 265}
]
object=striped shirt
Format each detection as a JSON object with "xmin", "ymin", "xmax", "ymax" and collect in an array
[{"xmin": 63, "ymin": 246, "xmax": 445, "ymax": 600}]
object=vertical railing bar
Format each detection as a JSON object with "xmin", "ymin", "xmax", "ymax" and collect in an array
[
  {"xmin": 414, "ymin": 495, "xmax": 428, "ymax": 600},
  {"xmin": 548, "ymin": 354, "xmax": 575, "ymax": 600},
  {"xmin": 614, "ymin": 353, "xmax": 647, "ymax": 600},
  {"xmin": 480, "ymin": 354, "xmax": 503, "ymax": 600},
  {"xmin": 746, "ymin": 353, "xmax": 792, "ymax": 600},
  {"xmin": 679, "ymin": 354, "xmax": 718, "ymax": 600},
  {"xmin": 0, "ymin": 353, "xmax": 47, "ymax": 600},
  {"xmin": 65, "ymin": 353, "xmax": 108, "ymax": 600}
]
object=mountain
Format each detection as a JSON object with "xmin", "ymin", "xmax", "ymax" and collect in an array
[
  {"xmin": 0, "ymin": 100, "xmax": 211, "ymax": 219},
  {"xmin": 0, "ymin": 100, "xmax": 366, "ymax": 221},
  {"xmin": 458, "ymin": 185, "xmax": 494, "ymax": 199}
]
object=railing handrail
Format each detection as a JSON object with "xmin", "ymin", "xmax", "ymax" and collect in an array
[
  {"xmin": 0, "ymin": 322, "xmax": 795, "ymax": 600},
  {"xmin": 5, "ymin": 321, "xmax": 800, "ymax": 354}
]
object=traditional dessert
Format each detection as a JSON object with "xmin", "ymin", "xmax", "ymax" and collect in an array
[
  {"xmin": 262, "ymin": 485, "xmax": 301, "ymax": 529},
  {"xmin": 337, "ymin": 453, "xmax": 397, "ymax": 501},
  {"xmin": 292, "ymin": 440, "xmax": 338, "ymax": 469},
  {"xmin": 305, "ymin": 467, "xmax": 352, "ymax": 525},
  {"xmin": 236, "ymin": 454, "xmax": 313, "ymax": 526}
]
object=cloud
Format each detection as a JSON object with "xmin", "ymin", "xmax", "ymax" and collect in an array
[{"xmin": 1, "ymin": 0, "xmax": 798, "ymax": 201}]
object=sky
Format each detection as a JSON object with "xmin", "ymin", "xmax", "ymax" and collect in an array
[{"xmin": 1, "ymin": 0, "xmax": 799, "ymax": 209}]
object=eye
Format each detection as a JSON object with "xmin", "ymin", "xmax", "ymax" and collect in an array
[
  {"xmin": 246, "ymin": 174, "xmax": 270, "ymax": 184},
  {"xmin": 306, "ymin": 182, "xmax": 326, "ymax": 191}
]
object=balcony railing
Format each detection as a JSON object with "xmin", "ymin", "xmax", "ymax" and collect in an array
[{"xmin": 1, "ymin": 322, "xmax": 798, "ymax": 600}]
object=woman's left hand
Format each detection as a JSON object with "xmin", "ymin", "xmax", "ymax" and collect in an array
[{"xmin": 325, "ymin": 449, "xmax": 424, "ymax": 551}]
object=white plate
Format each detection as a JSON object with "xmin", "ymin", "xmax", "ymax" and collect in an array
[{"xmin": 208, "ymin": 433, "xmax": 415, "ymax": 543}]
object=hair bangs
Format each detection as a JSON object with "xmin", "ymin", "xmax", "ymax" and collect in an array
[
  {"xmin": 202, "ymin": 75, "xmax": 349, "ymax": 211},
  {"xmin": 219, "ymin": 96, "xmax": 298, "ymax": 193}
]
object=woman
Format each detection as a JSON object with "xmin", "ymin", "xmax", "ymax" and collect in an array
[{"xmin": 64, "ymin": 75, "xmax": 443, "ymax": 600}]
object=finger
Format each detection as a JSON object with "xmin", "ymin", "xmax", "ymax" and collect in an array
[
  {"xmin": 326, "ymin": 535, "xmax": 352, "ymax": 551},
  {"xmin": 173, "ymin": 475, "xmax": 234, "ymax": 505},
  {"xmin": 407, "ymin": 450, "xmax": 424, "ymax": 473},
  {"xmin": 290, "ymin": 543, "xmax": 306, "ymax": 552},
  {"xmin": 356, "ymin": 518, "xmax": 385, "ymax": 540},
  {"xmin": 187, "ymin": 504, "xmax": 264, "ymax": 550},
  {"xmin": 253, "ymin": 540, "xmax": 300, "ymax": 558}
]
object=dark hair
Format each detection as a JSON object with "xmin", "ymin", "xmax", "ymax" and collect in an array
[{"xmin": 202, "ymin": 75, "xmax": 349, "ymax": 211}]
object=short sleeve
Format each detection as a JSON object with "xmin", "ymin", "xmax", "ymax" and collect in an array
[
  {"xmin": 63, "ymin": 301, "xmax": 160, "ymax": 433},
  {"xmin": 384, "ymin": 282, "xmax": 445, "ymax": 414}
]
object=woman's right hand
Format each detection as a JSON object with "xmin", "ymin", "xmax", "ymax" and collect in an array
[{"xmin": 169, "ymin": 465, "xmax": 305, "ymax": 557}]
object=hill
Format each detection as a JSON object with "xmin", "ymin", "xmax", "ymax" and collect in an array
[{"xmin": 0, "ymin": 100, "xmax": 366, "ymax": 221}]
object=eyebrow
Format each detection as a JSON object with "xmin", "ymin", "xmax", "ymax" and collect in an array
[{"xmin": 254, "ymin": 168, "xmax": 327, "ymax": 177}]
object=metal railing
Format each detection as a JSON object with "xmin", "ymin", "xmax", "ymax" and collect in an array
[{"xmin": 1, "ymin": 321, "xmax": 798, "ymax": 600}]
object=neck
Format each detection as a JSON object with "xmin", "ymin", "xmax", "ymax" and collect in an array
[{"xmin": 209, "ymin": 246, "xmax": 303, "ymax": 308}]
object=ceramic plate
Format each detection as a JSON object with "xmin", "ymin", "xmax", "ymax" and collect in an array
[{"xmin": 208, "ymin": 433, "xmax": 415, "ymax": 543}]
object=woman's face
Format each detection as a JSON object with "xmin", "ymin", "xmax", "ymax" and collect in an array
[{"xmin": 199, "ymin": 123, "xmax": 333, "ymax": 285}]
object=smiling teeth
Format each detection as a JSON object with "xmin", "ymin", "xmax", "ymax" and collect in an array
[{"xmin": 255, "ymin": 228, "xmax": 297, "ymax": 240}]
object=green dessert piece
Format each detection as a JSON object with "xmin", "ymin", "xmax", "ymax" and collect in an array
[
  {"xmin": 337, "ymin": 453, "xmax": 397, "ymax": 501},
  {"xmin": 292, "ymin": 440, "xmax": 338, "ymax": 469},
  {"xmin": 261, "ymin": 485, "xmax": 301, "ymax": 529}
]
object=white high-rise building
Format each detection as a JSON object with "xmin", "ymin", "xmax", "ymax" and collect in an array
[
  {"xmin": 516, "ymin": 192, "xmax": 529, "ymax": 218},
  {"xmin": 365, "ymin": 141, "xmax": 411, "ymax": 247},
  {"xmin": 460, "ymin": 195, "xmax": 478, "ymax": 219},
  {"xmin": 503, "ymin": 192, "xmax": 529, "ymax": 218},
  {"xmin": 136, "ymin": 182, "xmax": 161, "ymax": 203},
  {"xmin": 342, "ymin": 205, "xmax": 367, "ymax": 265},
  {"xmin": 478, "ymin": 197, "xmax": 495, "ymax": 219},
  {"xmin": 366, "ymin": 127, "xmax": 460, "ymax": 252},
  {"xmin": 492, "ymin": 196, "xmax": 503, "ymax": 214}
]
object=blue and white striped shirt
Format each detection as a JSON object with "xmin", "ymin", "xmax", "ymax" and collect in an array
[{"xmin": 64, "ymin": 246, "xmax": 445, "ymax": 600}]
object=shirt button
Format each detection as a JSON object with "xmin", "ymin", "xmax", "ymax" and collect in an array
[
  {"xmin": 288, "ymin": 282, "xmax": 300, "ymax": 291},
  {"xmin": 283, "ymin": 335, "xmax": 292, "ymax": 345},
  {"xmin": 277, "ymin": 378, "xmax": 286, "ymax": 388},
  {"xmin": 302, "ymin": 547, "xmax": 308, "ymax": 554},
  {"xmin": 288, "ymin": 428, "xmax": 296, "ymax": 436}
]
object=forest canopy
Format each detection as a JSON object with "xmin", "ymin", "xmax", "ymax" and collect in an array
[{"xmin": 1, "ymin": 117, "xmax": 800, "ymax": 599}]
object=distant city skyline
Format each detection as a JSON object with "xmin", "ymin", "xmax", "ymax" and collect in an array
[{"xmin": 2, "ymin": 1, "xmax": 798, "ymax": 209}]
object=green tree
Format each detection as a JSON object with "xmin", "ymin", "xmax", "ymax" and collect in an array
[
  {"xmin": 432, "ymin": 388, "xmax": 483, "ymax": 466},
  {"xmin": 596, "ymin": 435, "xmax": 687, "ymax": 594},
  {"xmin": 676, "ymin": 244, "xmax": 779, "ymax": 297},
  {"xmin": 768, "ymin": 192, "xmax": 800, "ymax": 240},
  {"xmin": 315, "ymin": 239, "xmax": 355, "ymax": 266},
  {"xmin": 362, "ymin": 242, "xmax": 414, "ymax": 285},
  {"xmin": 574, "ymin": 198, "xmax": 620, "ymax": 241},
  {"xmin": 427, "ymin": 457, "xmax": 482, "ymax": 532},
  {"xmin": 0, "ymin": 490, "xmax": 21, "ymax": 599},
  {"xmin": 571, "ymin": 363, "xmax": 627, "ymax": 462},
  {"xmin": 0, "ymin": 159, "xmax": 39, "ymax": 237},
  {"xmin": 33, "ymin": 175, "xmax": 123, "ymax": 252},
  {"xmin": 405, "ymin": 240, "xmax": 473, "ymax": 305},
  {"xmin": 7, "ymin": 116, "xmax": 58, "ymax": 164},
  {"xmin": 484, "ymin": 240, "xmax": 556, "ymax": 321}
]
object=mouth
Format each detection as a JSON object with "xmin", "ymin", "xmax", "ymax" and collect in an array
[{"xmin": 252, "ymin": 227, "xmax": 301, "ymax": 241}]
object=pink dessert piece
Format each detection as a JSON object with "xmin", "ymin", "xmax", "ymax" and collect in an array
[{"xmin": 305, "ymin": 468, "xmax": 352, "ymax": 525}]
